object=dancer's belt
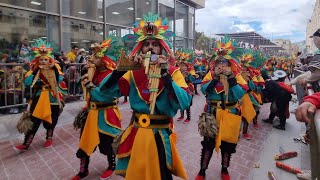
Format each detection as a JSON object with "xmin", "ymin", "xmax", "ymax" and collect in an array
[
  {"xmin": 89, "ymin": 102, "xmax": 117, "ymax": 110},
  {"xmin": 210, "ymin": 101, "xmax": 238, "ymax": 109},
  {"xmin": 133, "ymin": 113, "xmax": 170, "ymax": 129}
]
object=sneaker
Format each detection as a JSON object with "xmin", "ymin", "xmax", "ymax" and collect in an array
[
  {"xmin": 177, "ymin": 116, "xmax": 184, "ymax": 121},
  {"xmin": 100, "ymin": 169, "xmax": 113, "ymax": 180},
  {"xmin": 183, "ymin": 119, "xmax": 190, "ymax": 124},
  {"xmin": 221, "ymin": 172, "xmax": 231, "ymax": 180},
  {"xmin": 195, "ymin": 175, "xmax": 205, "ymax": 180},
  {"xmin": 70, "ymin": 172, "xmax": 89, "ymax": 180},
  {"xmin": 274, "ymin": 125, "xmax": 285, "ymax": 130},
  {"xmin": 243, "ymin": 133, "xmax": 252, "ymax": 140},
  {"xmin": 14, "ymin": 144, "xmax": 28, "ymax": 152},
  {"xmin": 43, "ymin": 140, "xmax": 53, "ymax": 148},
  {"xmin": 253, "ymin": 123, "xmax": 260, "ymax": 130}
]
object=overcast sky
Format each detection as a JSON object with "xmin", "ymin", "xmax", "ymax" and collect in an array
[{"xmin": 195, "ymin": 0, "xmax": 316, "ymax": 43}]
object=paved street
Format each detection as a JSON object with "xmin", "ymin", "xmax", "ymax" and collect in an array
[{"xmin": 0, "ymin": 89, "xmax": 310, "ymax": 180}]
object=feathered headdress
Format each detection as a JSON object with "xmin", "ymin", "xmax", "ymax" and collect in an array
[
  {"xmin": 29, "ymin": 38, "xmax": 55, "ymax": 69},
  {"xmin": 91, "ymin": 35, "xmax": 123, "ymax": 71},
  {"xmin": 123, "ymin": 12, "xmax": 175, "ymax": 57},
  {"xmin": 211, "ymin": 36, "xmax": 242, "ymax": 74}
]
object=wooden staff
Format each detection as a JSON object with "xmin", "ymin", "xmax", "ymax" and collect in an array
[
  {"xmin": 220, "ymin": 74, "xmax": 229, "ymax": 103},
  {"xmin": 41, "ymin": 67, "xmax": 62, "ymax": 109},
  {"xmin": 83, "ymin": 62, "xmax": 96, "ymax": 100}
]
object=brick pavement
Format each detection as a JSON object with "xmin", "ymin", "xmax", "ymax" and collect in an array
[{"xmin": 0, "ymin": 94, "xmax": 274, "ymax": 180}]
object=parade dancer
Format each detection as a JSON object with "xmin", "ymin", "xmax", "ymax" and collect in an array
[
  {"xmin": 262, "ymin": 70, "xmax": 294, "ymax": 130},
  {"xmin": 71, "ymin": 36, "xmax": 123, "ymax": 180},
  {"xmin": 239, "ymin": 51, "xmax": 267, "ymax": 138},
  {"xmin": 15, "ymin": 39, "xmax": 67, "ymax": 151},
  {"xmin": 176, "ymin": 49, "xmax": 197, "ymax": 124},
  {"xmin": 239, "ymin": 51, "xmax": 259, "ymax": 140},
  {"xmin": 193, "ymin": 51, "xmax": 206, "ymax": 95},
  {"xmin": 112, "ymin": 13, "xmax": 191, "ymax": 180},
  {"xmin": 196, "ymin": 37, "xmax": 247, "ymax": 180}
]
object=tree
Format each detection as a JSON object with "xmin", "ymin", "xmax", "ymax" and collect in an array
[{"xmin": 195, "ymin": 31, "xmax": 215, "ymax": 52}]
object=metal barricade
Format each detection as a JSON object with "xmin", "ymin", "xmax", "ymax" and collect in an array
[
  {"xmin": 64, "ymin": 63, "xmax": 86, "ymax": 97},
  {"xmin": 0, "ymin": 62, "xmax": 86, "ymax": 113},
  {"xmin": 306, "ymin": 83, "xmax": 320, "ymax": 180},
  {"xmin": 0, "ymin": 63, "xmax": 30, "ymax": 113}
]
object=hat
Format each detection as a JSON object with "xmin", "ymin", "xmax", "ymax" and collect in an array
[
  {"xmin": 77, "ymin": 48, "xmax": 86, "ymax": 55},
  {"xmin": 273, "ymin": 70, "xmax": 287, "ymax": 78},
  {"xmin": 310, "ymin": 28, "xmax": 320, "ymax": 38},
  {"xmin": 271, "ymin": 76, "xmax": 279, "ymax": 81}
]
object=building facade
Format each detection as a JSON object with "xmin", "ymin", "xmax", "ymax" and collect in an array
[
  {"xmin": 0, "ymin": 0, "xmax": 204, "ymax": 56},
  {"xmin": 306, "ymin": 0, "xmax": 320, "ymax": 53},
  {"xmin": 273, "ymin": 39, "xmax": 293, "ymax": 55}
]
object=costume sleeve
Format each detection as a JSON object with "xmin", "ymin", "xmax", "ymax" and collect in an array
[
  {"xmin": 90, "ymin": 73, "xmax": 122, "ymax": 101},
  {"xmin": 303, "ymin": 92, "xmax": 320, "ymax": 109},
  {"xmin": 201, "ymin": 71, "xmax": 213, "ymax": 93},
  {"xmin": 118, "ymin": 71, "xmax": 131, "ymax": 96},
  {"xmin": 248, "ymin": 80, "xmax": 256, "ymax": 91},
  {"xmin": 289, "ymin": 71, "xmax": 311, "ymax": 85},
  {"xmin": 23, "ymin": 68, "xmax": 39, "ymax": 86},
  {"xmin": 229, "ymin": 76, "xmax": 246, "ymax": 99},
  {"xmin": 305, "ymin": 69, "xmax": 320, "ymax": 83},
  {"xmin": 169, "ymin": 70, "xmax": 192, "ymax": 111}
]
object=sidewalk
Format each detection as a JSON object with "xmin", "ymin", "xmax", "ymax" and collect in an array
[{"xmin": 0, "ymin": 94, "xmax": 311, "ymax": 180}]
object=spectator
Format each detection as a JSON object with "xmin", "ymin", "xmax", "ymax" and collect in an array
[
  {"xmin": 66, "ymin": 45, "xmax": 79, "ymax": 64},
  {"xmin": 53, "ymin": 51, "xmax": 66, "ymax": 72},
  {"xmin": 16, "ymin": 38, "xmax": 31, "ymax": 71},
  {"xmin": 76, "ymin": 48, "xmax": 87, "ymax": 64},
  {"xmin": 65, "ymin": 65, "xmax": 80, "ymax": 95},
  {"xmin": 296, "ymin": 92, "xmax": 319, "ymax": 124}
]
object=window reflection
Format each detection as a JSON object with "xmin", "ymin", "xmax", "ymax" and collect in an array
[
  {"xmin": 1, "ymin": 0, "xmax": 59, "ymax": 13},
  {"xmin": 105, "ymin": 0, "xmax": 134, "ymax": 27},
  {"xmin": 0, "ymin": 7, "xmax": 60, "ymax": 60},
  {"xmin": 135, "ymin": 0, "xmax": 157, "ymax": 21},
  {"xmin": 176, "ymin": 1, "xmax": 188, "ymax": 38},
  {"xmin": 62, "ymin": 18, "xmax": 103, "ymax": 51},
  {"xmin": 62, "ymin": 0, "xmax": 103, "ymax": 21},
  {"xmin": 175, "ymin": 37, "xmax": 188, "ymax": 50}
]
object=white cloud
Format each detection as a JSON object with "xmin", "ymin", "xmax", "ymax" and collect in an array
[
  {"xmin": 231, "ymin": 23, "xmax": 255, "ymax": 32},
  {"xmin": 196, "ymin": 0, "xmax": 316, "ymax": 42}
]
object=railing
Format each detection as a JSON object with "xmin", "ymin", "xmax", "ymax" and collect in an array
[
  {"xmin": 306, "ymin": 83, "xmax": 320, "ymax": 180},
  {"xmin": 0, "ymin": 62, "xmax": 85, "ymax": 113},
  {"xmin": 0, "ymin": 63, "xmax": 29, "ymax": 113}
]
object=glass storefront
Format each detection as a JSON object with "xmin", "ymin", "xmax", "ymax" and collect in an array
[
  {"xmin": 105, "ymin": 0, "xmax": 134, "ymax": 27},
  {"xmin": 62, "ymin": 0, "xmax": 103, "ymax": 21},
  {"xmin": 0, "ymin": 0, "xmax": 197, "ymax": 54},
  {"xmin": 1, "ymin": 0, "xmax": 59, "ymax": 13},
  {"xmin": 0, "ymin": 6, "xmax": 59, "ymax": 59},
  {"xmin": 62, "ymin": 18, "xmax": 103, "ymax": 51}
]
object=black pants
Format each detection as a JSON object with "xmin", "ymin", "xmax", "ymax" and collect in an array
[
  {"xmin": 269, "ymin": 101, "xmax": 287, "ymax": 127},
  {"xmin": 76, "ymin": 132, "xmax": 116, "ymax": 173},
  {"xmin": 155, "ymin": 131, "xmax": 173, "ymax": 180},
  {"xmin": 23, "ymin": 96, "xmax": 60, "ymax": 145},
  {"xmin": 199, "ymin": 137, "xmax": 236, "ymax": 175}
]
